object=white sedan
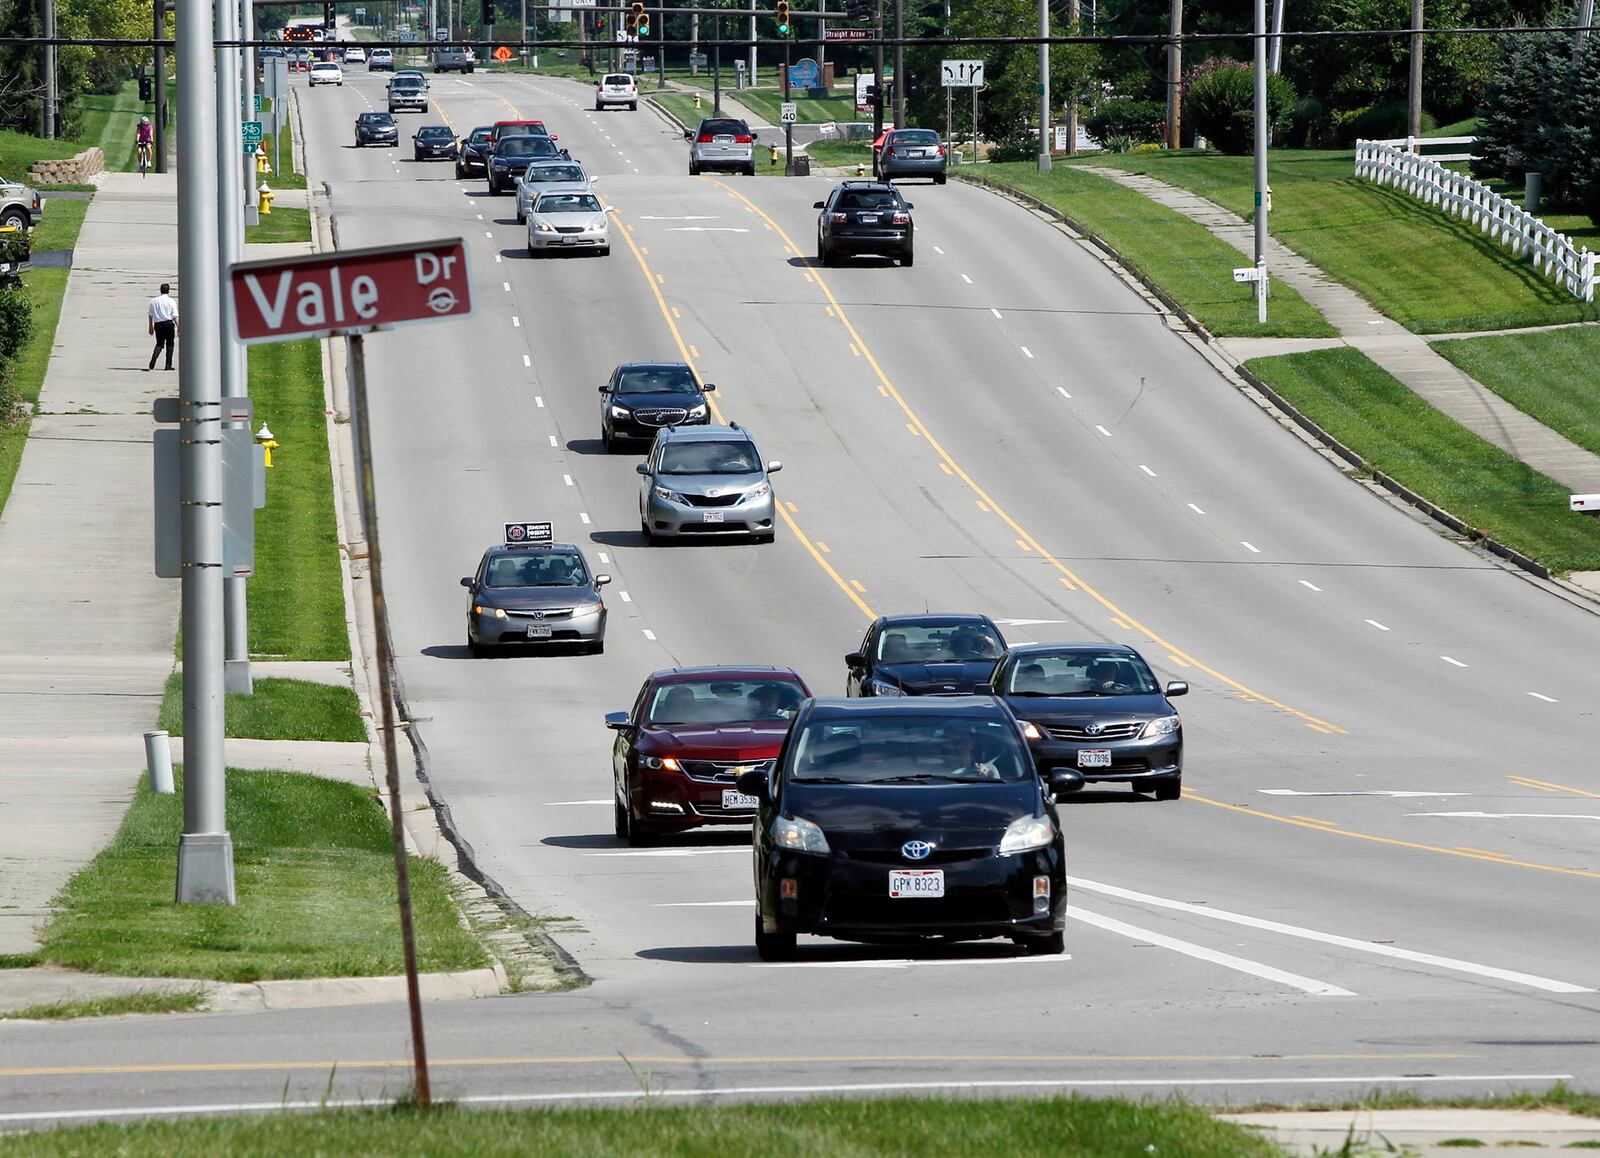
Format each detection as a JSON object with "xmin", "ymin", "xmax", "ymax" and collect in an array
[
  {"xmin": 526, "ymin": 191, "xmax": 611, "ymax": 257},
  {"xmin": 309, "ymin": 61, "xmax": 344, "ymax": 86},
  {"xmin": 342, "ymin": 45, "xmax": 367, "ymax": 63}
]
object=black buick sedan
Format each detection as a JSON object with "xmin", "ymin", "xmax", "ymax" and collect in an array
[
  {"xmin": 990, "ymin": 643, "xmax": 1186, "ymax": 801},
  {"xmin": 599, "ymin": 362, "xmax": 715, "ymax": 451},
  {"xmin": 738, "ymin": 696, "xmax": 1074, "ymax": 962}
]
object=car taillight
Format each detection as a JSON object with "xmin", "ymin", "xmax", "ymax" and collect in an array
[
  {"xmin": 828, "ymin": 212, "xmax": 847, "ymax": 224},
  {"xmin": 733, "ymin": 134, "xmax": 753, "ymax": 144},
  {"xmin": 697, "ymin": 133, "xmax": 714, "ymax": 143},
  {"xmin": 890, "ymin": 211, "xmax": 910, "ymax": 225},
  {"xmin": 934, "ymin": 145, "xmax": 945, "ymax": 156}
]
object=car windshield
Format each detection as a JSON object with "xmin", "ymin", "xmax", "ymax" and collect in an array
[
  {"xmin": 837, "ymin": 189, "xmax": 903, "ymax": 211},
  {"xmin": 877, "ymin": 623, "xmax": 1003, "ymax": 663},
  {"xmin": 1004, "ymin": 651, "xmax": 1159, "ymax": 696},
  {"xmin": 358, "ymin": 113, "xmax": 392, "ymax": 124},
  {"xmin": 537, "ymin": 193, "xmax": 601, "ymax": 214},
  {"xmin": 392, "ymin": 79, "xmax": 424, "ymax": 90},
  {"xmin": 499, "ymin": 138, "xmax": 555, "ymax": 158},
  {"xmin": 616, "ymin": 366, "xmax": 697, "ymax": 395},
  {"xmin": 657, "ymin": 440, "xmax": 759, "ymax": 475},
  {"xmin": 468, "ymin": 128, "xmax": 493, "ymax": 143},
  {"xmin": 313, "ymin": 62, "xmax": 337, "ymax": 69},
  {"xmin": 501, "ymin": 123, "xmax": 549, "ymax": 137},
  {"xmin": 418, "ymin": 127, "xmax": 452, "ymax": 140},
  {"xmin": 791, "ymin": 716, "xmax": 1030, "ymax": 783},
  {"xmin": 525, "ymin": 165, "xmax": 585, "ymax": 183},
  {"xmin": 893, "ymin": 130, "xmax": 940, "ymax": 146},
  {"xmin": 483, "ymin": 551, "xmax": 587, "ymax": 588},
  {"xmin": 647, "ymin": 679, "xmax": 806, "ymax": 725}
]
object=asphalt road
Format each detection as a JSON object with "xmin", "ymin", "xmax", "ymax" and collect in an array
[{"xmin": 4, "ymin": 67, "xmax": 1599, "ymax": 1127}]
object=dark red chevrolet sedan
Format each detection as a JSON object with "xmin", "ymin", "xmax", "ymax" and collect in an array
[{"xmin": 606, "ymin": 665, "xmax": 811, "ymax": 845}]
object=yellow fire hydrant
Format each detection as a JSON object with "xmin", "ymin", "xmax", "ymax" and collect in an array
[
  {"xmin": 855, "ymin": 161, "xmax": 867, "ymax": 177},
  {"xmin": 256, "ymin": 143, "xmax": 272, "ymax": 175},
  {"xmin": 694, "ymin": 91, "xmax": 702, "ymax": 109},
  {"xmin": 257, "ymin": 181, "xmax": 274, "ymax": 215},
  {"xmin": 769, "ymin": 142, "xmax": 779, "ymax": 166},
  {"xmin": 256, "ymin": 422, "xmax": 278, "ymax": 468}
]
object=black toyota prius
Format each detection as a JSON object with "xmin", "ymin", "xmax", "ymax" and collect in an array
[{"xmin": 738, "ymin": 696, "xmax": 1075, "ymax": 962}]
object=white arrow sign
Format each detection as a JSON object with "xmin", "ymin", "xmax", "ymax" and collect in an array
[{"xmin": 941, "ymin": 59, "xmax": 984, "ymax": 87}]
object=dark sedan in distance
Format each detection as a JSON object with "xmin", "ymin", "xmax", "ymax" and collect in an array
[
  {"xmin": 455, "ymin": 125, "xmax": 495, "ymax": 178},
  {"xmin": 461, "ymin": 538, "xmax": 609, "ymax": 655},
  {"xmin": 990, "ymin": 643, "xmax": 1186, "ymax": 801},
  {"xmin": 846, "ymin": 614, "xmax": 1006, "ymax": 697},
  {"xmin": 354, "ymin": 111, "xmax": 399, "ymax": 148},
  {"xmin": 606, "ymin": 666, "xmax": 811, "ymax": 845},
  {"xmin": 600, "ymin": 362, "xmax": 714, "ymax": 451},
  {"xmin": 488, "ymin": 135, "xmax": 565, "ymax": 194},
  {"xmin": 412, "ymin": 124, "xmax": 458, "ymax": 162},
  {"xmin": 739, "ymin": 696, "xmax": 1073, "ymax": 961},
  {"xmin": 875, "ymin": 128, "xmax": 948, "ymax": 184}
]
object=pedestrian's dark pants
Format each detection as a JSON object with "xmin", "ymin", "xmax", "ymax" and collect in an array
[{"xmin": 149, "ymin": 320, "xmax": 176, "ymax": 371}]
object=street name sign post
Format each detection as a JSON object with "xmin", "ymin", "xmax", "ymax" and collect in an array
[{"xmin": 226, "ymin": 238, "xmax": 475, "ymax": 1110}]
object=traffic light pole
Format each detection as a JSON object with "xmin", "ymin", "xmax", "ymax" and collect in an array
[
  {"xmin": 783, "ymin": 37, "xmax": 792, "ymax": 172},
  {"xmin": 712, "ymin": 10, "xmax": 721, "ymax": 114},
  {"xmin": 872, "ymin": 0, "xmax": 883, "ymax": 139},
  {"xmin": 153, "ymin": 0, "xmax": 168, "ymax": 173}
]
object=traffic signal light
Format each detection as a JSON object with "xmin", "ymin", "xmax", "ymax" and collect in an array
[
  {"xmin": 624, "ymin": 3, "xmax": 636, "ymax": 34},
  {"xmin": 633, "ymin": 1, "xmax": 649, "ymax": 36},
  {"xmin": 481, "ymin": 0, "xmax": 493, "ymax": 22},
  {"xmin": 323, "ymin": 1, "xmax": 334, "ymax": 29},
  {"xmin": 138, "ymin": 74, "xmax": 153, "ymax": 102},
  {"xmin": 847, "ymin": 0, "xmax": 871, "ymax": 21},
  {"xmin": 775, "ymin": 0, "xmax": 790, "ymax": 34}
]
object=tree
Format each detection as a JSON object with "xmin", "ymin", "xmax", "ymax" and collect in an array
[{"xmin": 1183, "ymin": 58, "xmax": 1296, "ymax": 153}]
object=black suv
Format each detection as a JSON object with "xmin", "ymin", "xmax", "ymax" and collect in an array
[
  {"xmin": 599, "ymin": 361, "xmax": 715, "ymax": 451},
  {"xmin": 814, "ymin": 180, "xmax": 915, "ymax": 267}
]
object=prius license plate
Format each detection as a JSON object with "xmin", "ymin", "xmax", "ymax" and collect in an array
[
  {"xmin": 526, "ymin": 624, "xmax": 553, "ymax": 639},
  {"xmin": 702, "ymin": 510, "xmax": 724, "ymax": 523},
  {"xmin": 889, "ymin": 869, "xmax": 944, "ymax": 898},
  {"xmin": 1078, "ymin": 749, "xmax": 1112, "ymax": 768},
  {"xmin": 722, "ymin": 788, "xmax": 759, "ymax": 811}
]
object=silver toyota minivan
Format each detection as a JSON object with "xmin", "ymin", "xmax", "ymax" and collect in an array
[{"xmin": 637, "ymin": 423, "xmax": 779, "ymax": 544}]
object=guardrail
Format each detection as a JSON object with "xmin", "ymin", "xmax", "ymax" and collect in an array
[{"xmin": 1355, "ymin": 137, "xmax": 1596, "ymax": 304}]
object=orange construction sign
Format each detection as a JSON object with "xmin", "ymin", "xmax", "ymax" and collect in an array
[{"xmin": 492, "ymin": 45, "xmax": 513, "ymax": 62}]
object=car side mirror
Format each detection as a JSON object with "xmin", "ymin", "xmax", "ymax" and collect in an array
[
  {"xmin": 845, "ymin": 651, "xmax": 865, "ymax": 667},
  {"xmin": 1165, "ymin": 680, "xmax": 1189, "ymax": 698},
  {"xmin": 683, "ymin": 129, "xmax": 694, "ymax": 140},
  {"xmin": 750, "ymin": 130, "xmax": 759, "ymax": 140},
  {"xmin": 459, "ymin": 576, "xmax": 473, "ymax": 588},
  {"xmin": 598, "ymin": 384, "xmax": 610, "ymax": 393},
  {"xmin": 734, "ymin": 769, "xmax": 770, "ymax": 802},
  {"xmin": 635, "ymin": 462, "xmax": 650, "ymax": 475},
  {"xmin": 766, "ymin": 460, "xmax": 782, "ymax": 473},
  {"xmin": 903, "ymin": 202, "xmax": 915, "ymax": 210},
  {"xmin": 604, "ymin": 711, "xmax": 632, "ymax": 732},
  {"xmin": 702, "ymin": 382, "xmax": 716, "ymax": 392},
  {"xmin": 812, "ymin": 200, "xmax": 825, "ymax": 209},
  {"xmin": 1048, "ymin": 769, "xmax": 1086, "ymax": 797},
  {"xmin": 595, "ymin": 574, "xmax": 612, "ymax": 586}
]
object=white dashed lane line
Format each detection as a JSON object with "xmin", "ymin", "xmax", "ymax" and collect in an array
[
  {"xmin": 990, "ymin": 308, "xmax": 1002, "ymax": 319},
  {"xmin": 1442, "ymin": 656, "xmax": 1468, "ymax": 667},
  {"xmin": 562, "ymin": 474, "xmax": 573, "ymax": 486},
  {"xmin": 933, "ymin": 245, "xmax": 945, "ymax": 254},
  {"xmin": 1299, "ymin": 579, "xmax": 1322, "ymax": 591},
  {"xmin": 1241, "ymin": 541, "xmax": 1260, "ymax": 554},
  {"xmin": 1366, "ymin": 619, "xmax": 1390, "ymax": 631},
  {"xmin": 620, "ymin": 591, "xmax": 632, "ymax": 602},
  {"xmin": 1094, "ymin": 425, "xmax": 1112, "ymax": 438},
  {"xmin": 512, "ymin": 316, "xmax": 520, "ymax": 327},
  {"xmin": 523, "ymin": 354, "xmax": 531, "ymax": 367},
  {"xmin": 1187, "ymin": 503, "xmax": 1206, "ymax": 515},
  {"xmin": 1139, "ymin": 464, "xmax": 1156, "ymax": 477},
  {"xmin": 642, "ymin": 628, "xmax": 657, "ymax": 641},
  {"xmin": 579, "ymin": 512, "xmax": 592, "ymax": 525},
  {"xmin": 960, "ymin": 273, "xmax": 972, "ymax": 284},
  {"xmin": 535, "ymin": 396, "xmax": 544, "ymax": 407},
  {"xmin": 1528, "ymin": 692, "xmax": 1558, "ymax": 703},
  {"xmin": 1056, "ymin": 387, "xmax": 1072, "ymax": 399},
  {"xmin": 503, "ymin": 281, "xmax": 511, "ymax": 291},
  {"xmin": 547, "ymin": 435, "xmax": 557, "ymax": 447},
  {"xmin": 1020, "ymin": 346, "xmax": 1034, "ymax": 359}
]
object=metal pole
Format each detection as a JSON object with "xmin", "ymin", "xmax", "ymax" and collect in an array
[
  {"xmin": 690, "ymin": 10, "xmax": 698, "ymax": 75},
  {"xmin": 243, "ymin": 0, "xmax": 259, "ymax": 226},
  {"xmin": 713, "ymin": 10, "xmax": 721, "ymax": 114},
  {"xmin": 748, "ymin": 10, "xmax": 756, "ymax": 87},
  {"xmin": 219, "ymin": 0, "xmax": 252, "ymax": 696},
  {"xmin": 815, "ymin": 0, "xmax": 824, "ymax": 78},
  {"xmin": 346, "ymin": 333, "xmax": 433, "ymax": 1110},
  {"xmin": 176, "ymin": 0, "xmax": 236, "ymax": 905},
  {"xmin": 1166, "ymin": 0, "xmax": 1181, "ymax": 149},
  {"xmin": 1578, "ymin": 0, "xmax": 1595, "ymax": 56},
  {"xmin": 154, "ymin": 0, "xmax": 168, "ymax": 173},
  {"xmin": 943, "ymin": 0, "xmax": 951, "ymax": 144},
  {"xmin": 1065, "ymin": 0, "xmax": 1079, "ymax": 154},
  {"xmin": 1268, "ymin": 0, "xmax": 1285, "ymax": 73},
  {"xmin": 1036, "ymin": 0, "xmax": 1049, "ymax": 171},
  {"xmin": 784, "ymin": 37, "xmax": 793, "ymax": 171},
  {"xmin": 971, "ymin": 83, "xmax": 977, "ymax": 166},
  {"xmin": 659, "ymin": 0, "xmax": 666, "ymax": 89},
  {"xmin": 892, "ymin": 0, "xmax": 904, "ymax": 127},
  {"xmin": 1407, "ymin": 0, "xmax": 1423, "ymax": 139},
  {"xmin": 872, "ymin": 0, "xmax": 883, "ymax": 139},
  {"xmin": 1253, "ymin": 0, "xmax": 1269, "ymax": 325},
  {"xmin": 42, "ymin": 0, "xmax": 57, "ymax": 138}
]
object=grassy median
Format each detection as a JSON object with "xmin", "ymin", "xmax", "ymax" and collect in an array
[
  {"xmin": 1432, "ymin": 327, "xmax": 1600, "ymax": 460},
  {"xmin": 1245, "ymin": 346, "xmax": 1600, "ymax": 574},
  {"xmin": 158, "ymin": 675, "xmax": 367, "ymax": 742},
  {"xmin": 247, "ymin": 338, "xmax": 350, "ymax": 661},
  {"xmin": 0, "ymin": 268, "xmax": 71, "ymax": 522},
  {"xmin": 976, "ymin": 164, "xmax": 1336, "ymax": 340},
  {"xmin": 0, "ymin": 1096, "xmax": 1282, "ymax": 1156},
  {"xmin": 1072, "ymin": 150, "xmax": 1596, "ymax": 334},
  {"xmin": 38, "ymin": 766, "xmax": 487, "ymax": 981},
  {"xmin": 246, "ymin": 204, "xmax": 311, "ymax": 243}
]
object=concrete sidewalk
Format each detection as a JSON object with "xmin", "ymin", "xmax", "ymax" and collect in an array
[
  {"xmin": 1223, "ymin": 1107, "xmax": 1600, "ymax": 1156},
  {"xmin": 1082, "ymin": 166, "xmax": 1600, "ymax": 495}
]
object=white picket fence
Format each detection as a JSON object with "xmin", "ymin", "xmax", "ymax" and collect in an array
[{"xmin": 1354, "ymin": 137, "xmax": 1597, "ymax": 304}]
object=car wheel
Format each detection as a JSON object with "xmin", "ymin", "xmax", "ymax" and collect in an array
[
  {"xmin": 413, "ymin": 151, "xmax": 422, "ymax": 162},
  {"xmin": 755, "ymin": 914, "xmax": 797, "ymax": 962},
  {"xmin": 516, "ymin": 207, "xmax": 525, "ymax": 223},
  {"xmin": 624, "ymin": 804, "xmax": 655, "ymax": 847},
  {"xmin": 818, "ymin": 237, "xmax": 835, "ymax": 267},
  {"xmin": 466, "ymin": 634, "xmax": 484, "ymax": 658},
  {"xmin": 629, "ymin": 101, "xmax": 637, "ymax": 111},
  {"xmin": 1018, "ymin": 929, "xmax": 1066, "ymax": 956},
  {"xmin": 689, "ymin": 163, "xmax": 700, "ymax": 176},
  {"xmin": 527, "ymin": 243, "xmax": 537, "ymax": 258},
  {"xmin": 641, "ymin": 518, "xmax": 657, "ymax": 546},
  {"xmin": 1153, "ymin": 777, "xmax": 1182, "ymax": 802},
  {"xmin": 613, "ymin": 794, "xmax": 628, "ymax": 840},
  {"xmin": 744, "ymin": 164, "xmax": 757, "ymax": 177},
  {"xmin": 454, "ymin": 163, "xmax": 464, "ymax": 178},
  {"xmin": 901, "ymin": 247, "xmax": 915, "ymax": 267},
  {"xmin": 356, "ymin": 140, "xmax": 364, "ymax": 148},
  {"xmin": 935, "ymin": 174, "xmax": 947, "ymax": 186}
]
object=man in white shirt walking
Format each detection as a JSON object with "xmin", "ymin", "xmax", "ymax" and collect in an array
[{"xmin": 146, "ymin": 283, "xmax": 179, "ymax": 372}]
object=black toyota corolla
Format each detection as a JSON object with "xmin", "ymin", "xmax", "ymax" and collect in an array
[
  {"xmin": 845, "ymin": 614, "xmax": 1007, "ymax": 697},
  {"xmin": 738, "ymin": 697, "xmax": 1075, "ymax": 962}
]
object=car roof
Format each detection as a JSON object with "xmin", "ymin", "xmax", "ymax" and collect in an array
[
  {"xmin": 876, "ymin": 613, "xmax": 999, "ymax": 629},
  {"xmin": 614, "ymin": 361, "xmax": 693, "ymax": 373},
  {"xmin": 656, "ymin": 423, "xmax": 753, "ymax": 443},
  {"xmin": 649, "ymin": 665, "xmax": 803, "ymax": 683},
  {"xmin": 1003, "ymin": 642, "xmax": 1142, "ymax": 659},
  {"xmin": 482, "ymin": 542, "xmax": 585, "ymax": 558},
  {"xmin": 803, "ymin": 695, "xmax": 1009, "ymax": 719}
]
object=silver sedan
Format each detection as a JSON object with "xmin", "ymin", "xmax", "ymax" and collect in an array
[
  {"xmin": 526, "ymin": 190, "xmax": 611, "ymax": 256},
  {"xmin": 515, "ymin": 160, "xmax": 591, "ymax": 223}
]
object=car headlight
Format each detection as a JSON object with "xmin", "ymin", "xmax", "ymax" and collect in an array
[
  {"xmin": 688, "ymin": 402, "xmax": 708, "ymax": 417},
  {"xmin": 535, "ymin": 220, "xmax": 558, "ymax": 233},
  {"xmin": 652, "ymin": 484, "xmax": 687, "ymax": 504},
  {"xmin": 1019, "ymin": 721, "xmax": 1043, "ymax": 741},
  {"xmin": 589, "ymin": 217, "xmax": 608, "ymax": 231},
  {"xmin": 641, "ymin": 755, "xmax": 682, "ymax": 771},
  {"xmin": 576, "ymin": 600, "xmax": 604, "ymax": 616},
  {"xmin": 1140, "ymin": 715, "xmax": 1180, "ymax": 739},
  {"xmin": 998, "ymin": 813, "xmax": 1055, "ymax": 855},
  {"xmin": 473, "ymin": 605, "xmax": 507, "ymax": 619},
  {"xmin": 739, "ymin": 482, "xmax": 770, "ymax": 503},
  {"xmin": 866, "ymin": 677, "xmax": 904, "ymax": 698},
  {"xmin": 773, "ymin": 814, "xmax": 830, "ymax": 854},
  {"xmin": 609, "ymin": 404, "xmax": 630, "ymax": 418}
]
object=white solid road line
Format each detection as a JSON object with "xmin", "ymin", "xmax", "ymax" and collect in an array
[
  {"xmin": 0, "ymin": 1076, "xmax": 1575, "ymax": 1123},
  {"xmin": 755, "ymin": 956, "xmax": 1068, "ymax": 970},
  {"xmin": 1070, "ymin": 877, "xmax": 1593, "ymax": 994},
  {"xmin": 1261, "ymin": 789, "xmax": 1460, "ymax": 798},
  {"xmin": 545, "ymin": 799, "xmax": 611, "ymax": 806},
  {"xmin": 655, "ymin": 899, "xmax": 755, "ymax": 907},
  {"xmin": 587, "ymin": 848, "xmax": 743, "ymax": 858},
  {"xmin": 1409, "ymin": 811, "xmax": 1600, "ymax": 822},
  {"xmin": 1066, "ymin": 908, "xmax": 1353, "ymax": 996}
]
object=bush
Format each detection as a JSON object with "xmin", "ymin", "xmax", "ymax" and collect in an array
[
  {"xmin": 1281, "ymin": 96, "xmax": 1329, "ymax": 148},
  {"xmin": 1085, "ymin": 98, "xmax": 1166, "ymax": 148},
  {"xmin": 0, "ymin": 283, "xmax": 31, "ymax": 362},
  {"xmin": 1332, "ymin": 99, "xmax": 1437, "ymax": 148},
  {"xmin": 1183, "ymin": 61, "xmax": 1296, "ymax": 154},
  {"xmin": 986, "ymin": 133, "xmax": 1043, "ymax": 164}
]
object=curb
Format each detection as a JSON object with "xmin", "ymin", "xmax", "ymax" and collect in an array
[{"xmin": 951, "ymin": 169, "xmax": 1600, "ymax": 608}]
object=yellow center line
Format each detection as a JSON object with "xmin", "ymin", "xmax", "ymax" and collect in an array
[
  {"xmin": 705, "ymin": 177, "xmax": 1346, "ymax": 738},
  {"xmin": 1185, "ymin": 792, "xmax": 1600, "ymax": 880},
  {"xmin": 1509, "ymin": 775, "xmax": 1600, "ymax": 799}
]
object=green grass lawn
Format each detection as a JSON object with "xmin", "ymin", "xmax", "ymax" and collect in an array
[
  {"xmin": 977, "ymin": 164, "xmax": 1336, "ymax": 340},
  {"xmin": 732, "ymin": 88, "xmax": 859, "ymax": 125},
  {"xmin": 0, "ymin": 1095, "xmax": 1281, "ymax": 1156},
  {"xmin": 649, "ymin": 90, "xmax": 705, "ymax": 130},
  {"xmin": 262, "ymin": 96, "xmax": 306, "ymax": 191},
  {"xmin": 37, "ymin": 766, "xmax": 487, "ymax": 981},
  {"xmin": 0, "ymin": 130, "xmax": 81, "ymax": 178},
  {"xmin": 2, "ymin": 989, "xmax": 206, "ymax": 1021},
  {"xmin": 1071, "ymin": 150, "xmax": 1597, "ymax": 334},
  {"xmin": 246, "ymin": 204, "xmax": 311, "ymax": 243},
  {"xmin": 1245, "ymin": 346, "xmax": 1600, "ymax": 574},
  {"xmin": 158, "ymin": 675, "xmax": 367, "ymax": 742},
  {"xmin": 75, "ymin": 78, "xmax": 171, "ymax": 173},
  {"xmin": 29, "ymin": 197, "xmax": 87, "ymax": 252},
  {"xmin": 247, "ymin": 339, "xmax": 350, "ymax": 661},
  {"xmin": 1432, "ymin": 327, "xmax": 1600, "ymax": 459},
  {"xmin": 0, "ymin": 268, "xmax": 71, "ymax": 522}
]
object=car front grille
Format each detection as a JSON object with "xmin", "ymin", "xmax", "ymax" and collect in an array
[
  {"xmin": 632, "ymin": 407, "xmax": 688, "ymax": 426},
  {"xmin": 503, "ymin": 607, "xmax": 574, "ymax": 620},
  {"xmin": 682, "ymin": 492, "xmax": 743, "ymax": 508},
  {"xmin": 822, "ymin": 892, "xmax": 1016, "ymax": 928},
  {"xmin": 1044, "ymin": 721, "xmax": 1144, "ymax": 742},
  {"xmin": 844, "ymin": 846, "xmax": 992, "ymax": 866},
  {"xmin": 678, "ymin": 522, "xmax": 751, "ymax": 533},
  {"xmin": 679, "ymin": 758, "xmax": 773, "ymax": 783},
  {"xmin": 554, "ymin": 225, "xmax": 586, "ymax": 234}
]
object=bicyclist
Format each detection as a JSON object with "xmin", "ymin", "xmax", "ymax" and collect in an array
[{"xmin": 136, "ymin": 116, "xmax": 154, "ymax": 171}]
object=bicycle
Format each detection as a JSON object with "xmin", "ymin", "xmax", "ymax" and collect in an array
[{"xmin": 137, "ymin": 139, "xmax": 152, "ymax": 175}]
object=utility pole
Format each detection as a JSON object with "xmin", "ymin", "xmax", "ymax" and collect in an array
[
  {"xmin": 816, "ymin": 0, "xmax": 825, "ymax": 79},
  {"xmin": 872, "ymin": 0, "xmax": 884, "ymax": 139},
  {"xmin": 219, "ymin": 0, "xmax": 252, "ymax": 696},
  {"xmin": 1065, "ymin": 0, "xmax": 1079, "ymax": 155},
  {"xmin": 42, "ymin": 0, "xmax": 57, "ymax": 138},
  {"xmin": 1037, "ymin": 0, "xmax": 1049, "ymax": 171},
  {"xmin": 520, "ymin": 0, "xmax": 527, "ymax": 68},
  {"xmin": 1578, "ymin": 0, "xmax": 1595, "ymax": 56},
  {"xmin": 943, "ymin": 0, "xmax": 951, "ymax": 144},
  {"xmin": 659, "ymin": 0, "xmax": 666, "ymax": 90},
  {"xmin": 691, "ymin": 10, "xmax": 698, "ymax": 75},
  {"xmin": 892, "ymin": 0, "xmax": 904, "ymax": 128},
  {"xmin": 176, "ymin": 0, "xmax": 236, "ymax": 905},
  {"xmin": 1407, "ymin": 0, "xmax": 1423, "ymax": 139},
  {"xmin": 784, "ymin": 37, "xmax": 793, "ymax": 170},
  {"xmin": 712, "ymin": 7, "xmax": 721, "ymax": 114},
  {"xmin": 1268, "ymin": 0, "xmax": 1285, "ymax": 73},
  {"xmin": 748, "ymin": 9, "xmax": 757, "ymax": 88},
  {"xmin": 243, "ymin": 0, "xmax": 259, "ymax": 225},
  {"xmin": 154, "ymin": 0, "xmax": 168, "ymax": 172},
  {"xmin": 1166, "ymin": 0, "xmax": 1181, "ymax": 150},
  {"xmin": 1253, "ymin": 0, "xmax": 1269, "ymax": 326}
]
